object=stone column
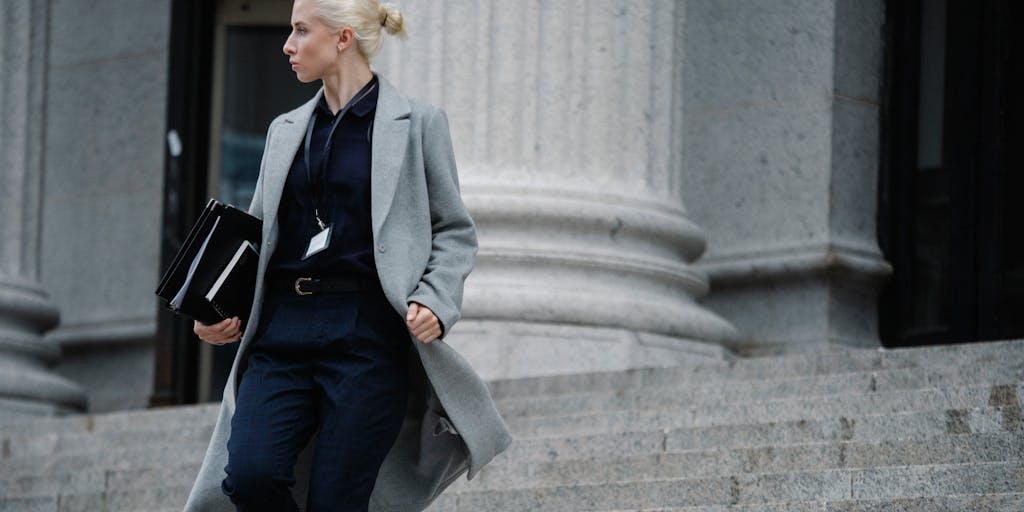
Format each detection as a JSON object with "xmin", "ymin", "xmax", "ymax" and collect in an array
[
  {"xmin": 0, "ymin": 1, "xmax": 87, "ymax": 417},
  {"xmin": 376, "ymin": 0, "xmax": 737, "ymax": 379}
]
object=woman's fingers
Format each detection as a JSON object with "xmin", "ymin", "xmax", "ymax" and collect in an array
[
  {"xmin": 414, "ymin": 327, "xmax": 440, "ymax": 343},
  {"xmin": 406, "ymin": 304, "xmax": 440, "ymax": 343},
  {"xmin": 407, "ymin": 305, "xmax": 434, "ymax": 330},
  {"xmin": 193, "ymin": 317, "xmax": 242, "ymax": 345},
  {"xmin": 211, "ymin": 317, "xmax": 236, "ymax": 334}
]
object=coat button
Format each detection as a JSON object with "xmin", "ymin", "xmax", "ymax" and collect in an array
[{"xmin": 377, "ymin": 244, "xmax": 386, "ymax": 253}]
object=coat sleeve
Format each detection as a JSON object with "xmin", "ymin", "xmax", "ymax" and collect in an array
[{"xmin": 406, "ymin": 107, "xmax": 478, "ymax": 338}]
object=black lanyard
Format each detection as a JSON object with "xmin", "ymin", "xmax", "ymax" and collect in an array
[{"xmin": 303, "ymin": 80, "xmax": 378, "ymax": 230}]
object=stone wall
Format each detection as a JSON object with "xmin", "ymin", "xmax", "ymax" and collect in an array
[
  {"xmin": 40, "ymin": 0, "xmax": 171, "ymax": 412},
  {"xmin": 0, "ymin": 0, "xmax": 893, "ymax": 414},
  {"xmin": 679, "ymin": 0, "xmax": 891, "ymax": 354}
]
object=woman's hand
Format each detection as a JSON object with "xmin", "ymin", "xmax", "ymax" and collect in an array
[
  {"xmin": 194, "ymin": 317, "xmax": 242, "ymax": 345},
  {"xmin": 406, "ymin": 302, "xmax": 441, "ymax": 343}
]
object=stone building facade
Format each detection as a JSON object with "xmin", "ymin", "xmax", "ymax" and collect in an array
[{"xmin": 1, "ymin": 0, "xmax": 1018, "ymax": 417}]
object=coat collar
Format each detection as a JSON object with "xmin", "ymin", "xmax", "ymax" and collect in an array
[
  {"xmin": 314, "ymin": 74, "xmax": 379, "ymax": 119},
  {"xmin": 368, "ymin": 73, "xmax": 412, "ymax": 238},
  {"xmin": 261, "ymin": 72, "xmax": 411, "ymax": 241}
]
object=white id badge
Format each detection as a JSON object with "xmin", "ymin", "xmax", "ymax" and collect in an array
[{"xmin": 302, "ymin": 224, "xmax": 333, "ymax": 260}]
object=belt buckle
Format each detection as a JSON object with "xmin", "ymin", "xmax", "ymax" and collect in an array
[{"xmin": 294, "ymin": 277, "xmax": 314, "ymax": 296}]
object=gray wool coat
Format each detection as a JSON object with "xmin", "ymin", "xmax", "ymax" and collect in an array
[{"xmin": 184, "ymin": 73, "xmax": 512, "ymax": 511}]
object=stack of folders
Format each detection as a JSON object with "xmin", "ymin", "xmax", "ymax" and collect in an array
[{"xmin": 156, "ymin": 199, "xmax": 263, "ymax": 328}]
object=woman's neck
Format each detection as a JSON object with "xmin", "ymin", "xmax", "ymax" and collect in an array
[{"xmin": 321, "ymin": 61, "xmax": 374, "ymax": 115}]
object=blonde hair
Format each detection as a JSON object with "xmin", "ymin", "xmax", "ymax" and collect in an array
[{"xmin": 310, "ymin": 0, "xmax": 407, "ymax": 58}]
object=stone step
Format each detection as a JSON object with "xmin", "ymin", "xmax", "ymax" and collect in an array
[
  {"xmin": 593, "ymin": 493, "xmax": 1024, "ymax": 512},
  {"xmin": 19, "ymin": 464, "xmax": 1021, "ymax": 511},
  {"xmin": 0, "ymin": 470, "xmax": 105, "ymax": 502},
  {"xmin": 824, "ymin": 493, "xmax": 1024, "ymax": 511},
  {"xmin": 498, "ymin": 382, "xmax": 1022, "ymax": 428},
  {"xmin": 493, "ymin": 364, "xmax": 1024, "ymax": 417},
  {"xmin": 0, "ymin": 340, "xmax": 1019, "ymax": 511},
  {"xmin": 664, "ymin": 405, "xmax": 1021, "ymax": 449},
  {"xmin": 1, "ymin": 442, "xmax": 208, "ymax": 479},
  {"xmin": 0, "ymin": 497, "xmax": 56, "ymax": 512},
  {"xmin": 595, "ymin": 504, "xmax": 823, "ymax": 512},
  {"xmin": 4, "ymin": 419, "xmax": 1018, "ymax": 501},
  {"xmin": 4, "ymin": 490, "xmax": 1022, "ymax": 512},
  {"xmin": 0, "ymin": 348, "xmax": 1015, "ymax": 442},
  {"xmin": 451, "ymin": 432, "xmax": 1023, "ymax": 492},
  {"xmin": 2, "ymin": 341, "xmax": 1016, "ymax": 438},
  {"xmin": 448, "ymin": 462, "xmax": 1023, "ymax": 510},
  {"xmin": 7, "ymin": 485, "xmax": 437, "ymax": 512},
  {"xmin": 0, "ymin": 464, "xmax": 200, "ymax": 503},
  {"xmin": 0, "ymin": 403, "xmax": 218, "ymax": 438},
  {"xmin": 3, "ymin": 393, "xmax": 1018, "ymax": 483},
  {"xmin": 423, "ymin": 493, "xmax": 458, "ymax": 511},
  {"xmin": 503, "ymin": 406, "xmax": 1022, "ymax": 465},
  {"xmin": 507, "ymin": 395, "xmax": 1020, "ymax": 440},
  {"xmin": 2, "ymin": 423, "xmax": 215, "ymax": 461},
  {"xmin": 9, "ymin": 429, "xmax": 1017, "ymax": 499},
  {"xmin": 49, "ymin": 486, "xmax": 189, "ymax": 512},
  {"xmin": 6, "ymin": 365, "xmax": 1020, "ymax": 462},
  {"xmin": 851, "ymin": 461, "xmax": 1024, "ymax": 500},
  {"xmin": 486, "ymin": 339, "xmax": 1024, "ymax": 399},
  {"xmin": 2, "ymin": 384, "xmax": 1018, "ymax": 474},
  {"xmin": 5, "ymin": 362, "xmax": 1018, "ymax": 460}
]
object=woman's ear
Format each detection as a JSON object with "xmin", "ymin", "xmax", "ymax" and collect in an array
[{"xmin": 337, "ymin": 27, "xmax": 355, "ymax": 51}]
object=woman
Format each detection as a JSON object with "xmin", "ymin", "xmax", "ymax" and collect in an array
[{"xmin": 184, "ymin": 1, "xmax": 511, "ymax": 510}]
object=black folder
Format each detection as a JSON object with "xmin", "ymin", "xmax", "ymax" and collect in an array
[{"xmin": 155, "ymin": 199, "xmax": 263, "ymax": 327}]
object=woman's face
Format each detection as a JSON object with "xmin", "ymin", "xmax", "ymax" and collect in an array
[{"xmin": 283, "ymin": 0, "xmax": 340, "ymax": 83}]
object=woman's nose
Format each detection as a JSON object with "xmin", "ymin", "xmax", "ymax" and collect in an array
[{"xmin": 283, "ymin": 36, "xmax": 295, "ymax": 55}]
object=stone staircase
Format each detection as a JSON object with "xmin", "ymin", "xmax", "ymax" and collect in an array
[{"xmin": 2, "ymin": 339, "xmax": 1023, "ymax": 511}]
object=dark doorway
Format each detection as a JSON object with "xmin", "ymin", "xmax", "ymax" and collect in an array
[
  {"xmin": 154, "ymin": 0, "xmax": 318, "ymax": 406},
  {"xmin": 879, "ymin": 0, "xmax": 1024, "ymax": 346}
]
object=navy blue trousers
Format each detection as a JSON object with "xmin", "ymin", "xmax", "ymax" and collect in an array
[{"xmin": 222, "ymin": 285, "xmax": 410, "ymax": 512}]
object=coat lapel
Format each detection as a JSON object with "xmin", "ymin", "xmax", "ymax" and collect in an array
[
  {"xmin": 262, "ymin": 90, "xmax": 319, "ymax": 238},
  {"xmin": 370, "ymin": 75, "xmax": 411, "ymax": 239},
  {"xmin": 261, "ymin": 75, "xmax": 410, "ymax": 243}
]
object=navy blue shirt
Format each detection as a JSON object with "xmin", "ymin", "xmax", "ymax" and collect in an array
[{"xmin": 269, "ymin": 76, "xmax": 379, "ymax": 279}]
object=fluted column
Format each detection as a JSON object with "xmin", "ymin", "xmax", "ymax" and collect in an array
[
  {"xmin": 376, "ymin": 0, "xmax": 736, "ymax": 378},
  {"xmin": 0, "ymin": 0, "xmax": 87, "ymax": 417}
]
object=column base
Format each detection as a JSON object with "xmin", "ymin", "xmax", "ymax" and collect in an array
[
  {"xmin": 0, "ymin": 278, "xmax": 87, "ymax": 414},
  {"xmin": 698, "ymin": 242, "xmax": 892, "ymax": 356}
]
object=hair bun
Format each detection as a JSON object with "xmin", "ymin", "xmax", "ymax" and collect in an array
[{"xmin": 378, "ymin": 3, "xmax": 406, "ymax": 37}]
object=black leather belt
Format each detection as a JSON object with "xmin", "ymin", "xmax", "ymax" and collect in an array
[{"xmin": 272, "ymin": 275, "xmax": 380, "ymax": 296}]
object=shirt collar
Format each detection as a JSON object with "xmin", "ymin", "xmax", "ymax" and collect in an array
[{"xmin": 316, "ymin": 74, "xmax": 379, "ymax": 119}]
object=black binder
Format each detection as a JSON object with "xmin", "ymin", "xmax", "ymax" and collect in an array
[{"xmin": 155, "ymin": 199, "xmax": 263, "ymax": 327}]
